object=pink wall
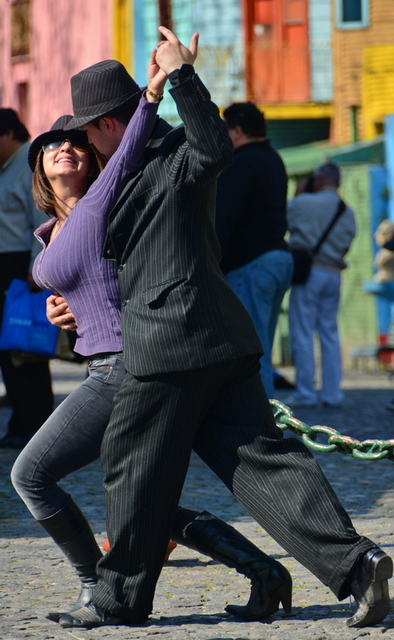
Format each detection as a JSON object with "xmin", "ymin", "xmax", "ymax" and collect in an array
[{"xmin": 0, "ymin": 0, "xmax": 112, "ymax": 138}]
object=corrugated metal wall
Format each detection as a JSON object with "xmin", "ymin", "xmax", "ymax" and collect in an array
[
  {"xmin": 309, "ymin": 0, "xmax": 332, "ymax": 102},
  {"xmin": 191, "ymin": 1, "xmax": 244, "ymax": 108},
  {"xmin": 137, "ymin": 0, "xmax": 243, "ymax": 124}
]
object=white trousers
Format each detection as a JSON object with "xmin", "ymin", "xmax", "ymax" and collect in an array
[{"xmin": 288, "ymin": 266, "xmax": 343, "ymax": 405}]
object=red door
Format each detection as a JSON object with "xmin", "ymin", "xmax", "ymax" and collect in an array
[{"xmin": 243, "ymin": 0, "xmax": 310, "ymax": 103}]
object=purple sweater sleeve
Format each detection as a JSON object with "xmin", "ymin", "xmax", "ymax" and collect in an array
[{"xmin": 79, "ymin": 94, "xmax": 158, "ymax": 218}]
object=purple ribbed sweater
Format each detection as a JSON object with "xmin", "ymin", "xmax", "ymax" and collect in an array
[{"xmin": 33, "ymin": 95, "xmax": 158, "ymax": 356}]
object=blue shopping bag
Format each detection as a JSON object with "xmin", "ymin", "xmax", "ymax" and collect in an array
[{"xmin": 0, "ymin": 279, "xmax": 59, "ymax": 357}]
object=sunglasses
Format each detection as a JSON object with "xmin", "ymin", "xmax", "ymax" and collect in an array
[{"xmin": 42, "ymin": 137, "xmax": 89, "ymax": 154}]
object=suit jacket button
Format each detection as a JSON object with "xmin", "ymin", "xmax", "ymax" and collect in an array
[
  {"xmin": 122, "ymin": 299, "xmax": 128, "ymax": 307},
  {"xmin": 118, "ymin": 265, "xmax": 124, "ymax": 272}
]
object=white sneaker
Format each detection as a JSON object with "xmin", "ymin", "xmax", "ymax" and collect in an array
[{"xmin": 284, "ymin": 393, "xmax": 316, "ymax": 408}]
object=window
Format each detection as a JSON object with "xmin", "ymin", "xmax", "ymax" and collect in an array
[
  {"xmin": 336, "ymin": 0, "xmax": 368, "ymax": 29},
  {"xmin": 17, "ymin": 83, "xmax": 29, "ymax": 124},
  {"xmin": 11, "ymin": 0, "xmax": 30, "ymax": 58}
]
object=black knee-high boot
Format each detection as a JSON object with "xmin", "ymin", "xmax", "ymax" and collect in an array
[
  {"xmin": 37, "ymin": 498, "xmax": 102, "ymax": 622},
  {"xmin": 172, "ymin": 509, "xmax": 292, "ymax": 620}
]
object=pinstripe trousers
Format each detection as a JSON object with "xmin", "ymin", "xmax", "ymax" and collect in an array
[{"xmin": 93, "ymin": 354, "xmax": 374, "ymax": 620}]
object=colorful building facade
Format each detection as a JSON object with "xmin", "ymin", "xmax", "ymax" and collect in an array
[
  {"xmin": 1, "ymin": 0, "xmax": 392, "ymax": 364},
  {"xmin": 127, "ymin": 0, "xmax": 334, "ymax": 147},
  {"xmin": 3, "ymin": 1, "xmax": 394, "ymax": 146}
]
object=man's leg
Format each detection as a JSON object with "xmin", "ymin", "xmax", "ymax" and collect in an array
[
  {"xmin": 89, "ymin": 364, "xmax": 236, "ymax": 621},
  {"xmin": 288, "ymin": 271, "xmax": 319, "ymax": 404},
  {"xmin": 193, "ymin": 355, "xmax": 381, "ymax": 600},
  {"xmin": 317, "ymin": 271, "xmax": 343, "ymax": 406},
  {"xmin": 226, "ymin": 250, "xmax": 292, "ymax": 399},
  {"xmin": 61, "ymin": 356, "xmax": 390, "ymax": 628}
]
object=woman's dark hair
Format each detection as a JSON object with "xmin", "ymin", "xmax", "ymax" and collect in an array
[{"xmin": 32, "ymin": 145, "xmax": 106, "ymax": 218}]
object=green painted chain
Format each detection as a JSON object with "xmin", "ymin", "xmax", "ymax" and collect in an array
[{"xmin": 270, "ymin": 400, "xmax": 394, "ymax": 461}]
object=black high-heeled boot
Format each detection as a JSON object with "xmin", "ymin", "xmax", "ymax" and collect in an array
[
  {"xmin": 37, "ymin": 498, "xmax": 102, "ymax": 623},
  {"xmin": 171, "ymin": 509, "xmax": 292, "ymax": 620}
]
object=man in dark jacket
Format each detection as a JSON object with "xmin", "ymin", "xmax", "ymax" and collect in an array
[{"xmin": 216, "ymin": 102, "xmax": 293, "ymax": 399}]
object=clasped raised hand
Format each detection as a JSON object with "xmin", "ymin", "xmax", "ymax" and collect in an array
[{"xmin": 156, "ymin": 26, "xmax": 199, "ymax": 75}]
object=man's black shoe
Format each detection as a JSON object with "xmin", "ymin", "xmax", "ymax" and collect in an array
[
  {"xmin": 347, "ymin": 548, "xmax": 393, "ymax": 627},
  {"xmin": 59, "ymin": 601, "xmax": 148, "ymax": 628}
]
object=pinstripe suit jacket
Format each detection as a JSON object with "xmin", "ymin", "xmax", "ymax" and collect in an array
[{"xmin": 106, "ymin": 70, "xmax": 262, "ymax": 376}]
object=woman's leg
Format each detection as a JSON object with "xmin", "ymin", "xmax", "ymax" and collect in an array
[
  {"xmin": 12, "ymin": 354, "xmax": 125, "ymax": 518},
  {"xmin": 11, "ymin": 353, "xmax": 125, "ymax": 618},
  {"xmin": 172, "ymin": 507, "xmax": 292, "ymax": 619}
]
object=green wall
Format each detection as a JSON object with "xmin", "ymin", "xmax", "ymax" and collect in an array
[{"xmin": 338, "ymin": 164, "xmax": 377, "ymax": 366}]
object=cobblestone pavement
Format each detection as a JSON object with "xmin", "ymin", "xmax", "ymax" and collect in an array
[{"xmin": 1, "ymin": 361, "xmax": 394, "ymax": 639}]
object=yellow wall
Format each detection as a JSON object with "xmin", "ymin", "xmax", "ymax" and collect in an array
[
  {"xmin": 259, "ymin": 103, "xmax": 333, "ymax": 120},
  {"xmin": 113, "ymin": 0, "xmax": 133, "ymax": 72},
  {"xmin": 362, "ymin": 44, "xmax": 394, "ymax": 139}
]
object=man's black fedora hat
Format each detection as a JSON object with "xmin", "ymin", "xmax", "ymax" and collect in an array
[
  {"xmin": 64, "ymin": 60, "xmax": 143, "ymax": 130},
  {"xmin": 28, "ymin": 115, "xmax": 88, "ymax": 171}
]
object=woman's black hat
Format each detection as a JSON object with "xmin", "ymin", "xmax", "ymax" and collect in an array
[
  {"xmin": 64, "ymin": 60, "xmax": 143, "ymax": 130},
  {"xmin": 28, "ymin": 115, "xmax": 88, "ymax": 171}
]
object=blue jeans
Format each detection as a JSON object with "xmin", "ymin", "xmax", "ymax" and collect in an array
[
  {"xmin": 11, "ymin": 353, "xmax": 125, "ymax": 520},
  {"xmin": 289, "ymin": 267, "xmax": 342, "ymax": 405},
  {"xmin": 225, "ymin": 250, "xmax": 293, "ymax": 399}
]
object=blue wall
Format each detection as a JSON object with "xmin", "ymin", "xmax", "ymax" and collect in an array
[{"xmin": 369, "ymin": 164, "xmax": 391, "ymax": 337}]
